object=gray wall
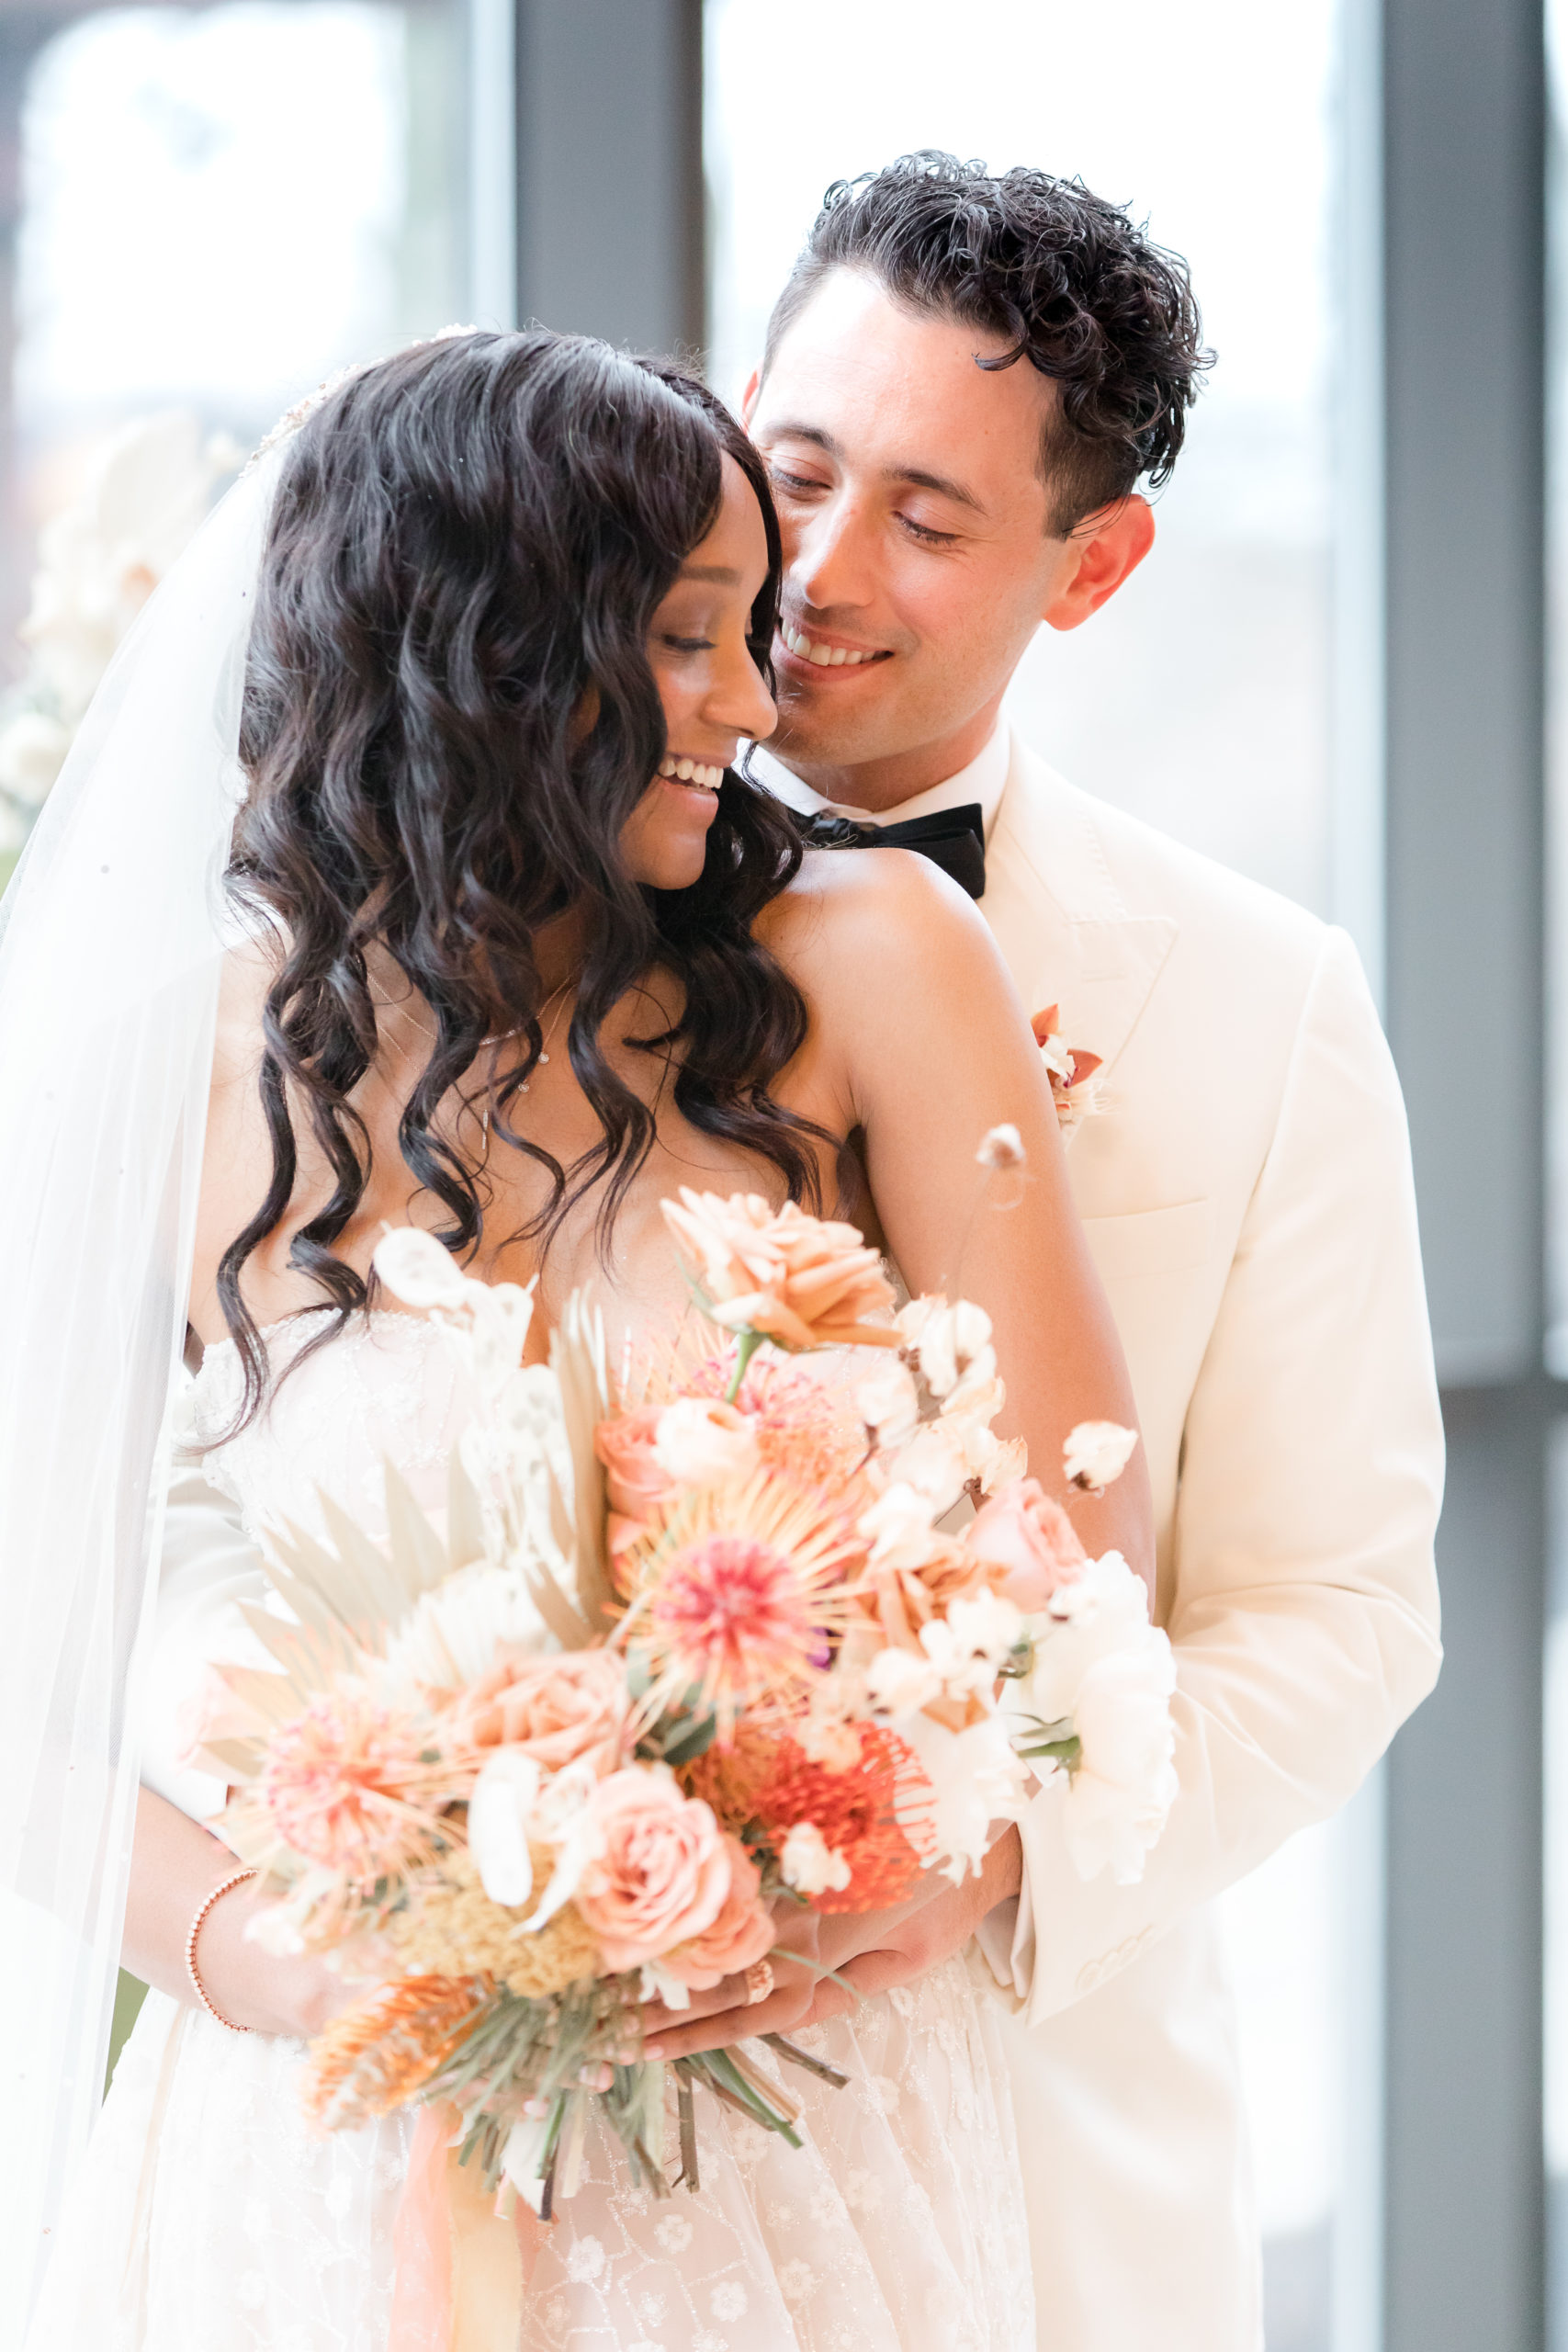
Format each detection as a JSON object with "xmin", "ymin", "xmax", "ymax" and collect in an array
[{"xmin": 1382, "ymin": 0, "xmax": 1550, "ymax": 2343}]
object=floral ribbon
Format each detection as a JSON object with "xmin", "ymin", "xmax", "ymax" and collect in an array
[{"xmin": 390, "ymin": 2104, "xmax": 546, "ymax": 2352}]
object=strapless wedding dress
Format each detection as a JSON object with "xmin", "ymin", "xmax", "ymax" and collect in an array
[{"xmin": 28, "ymin": 1312, "xmax": 1034, "ymax": 2352}]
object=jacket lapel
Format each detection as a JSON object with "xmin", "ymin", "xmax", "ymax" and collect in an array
[{"xmin": 982, "ymin": 732, "xmax": 1176, "ymax": 1080}]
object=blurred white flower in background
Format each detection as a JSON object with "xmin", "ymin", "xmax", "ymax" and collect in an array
[{"xmin": 0, "ymin": 409, "xmax": 241, "ymax": 850}]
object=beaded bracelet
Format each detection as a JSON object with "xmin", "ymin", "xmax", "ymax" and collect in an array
[{"xmin": 185, "ymin": 1867, "xmax": 257, "ymax": 2032}]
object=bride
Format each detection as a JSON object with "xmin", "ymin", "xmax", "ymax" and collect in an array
[{"xmin": 12, "ymin": 329, "xmax": 1150, "ymax": 2351}]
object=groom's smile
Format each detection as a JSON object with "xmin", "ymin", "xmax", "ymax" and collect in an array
[{"xmin": 744, "ymin": 266, "xmax": 1154, "ymax": 815}]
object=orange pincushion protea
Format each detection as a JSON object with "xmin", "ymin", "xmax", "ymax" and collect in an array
[
  {"xmin": 684, "ymin": 1724, "xmax": 928, "ymax": 1913},
  {"xmin": 616, "ymin": 1470, "xmax": 865, "ymax": 1742},
  {"xmin": 302, "ymin": 1973, "xmax": 486, "ymax": 2132},
  {"xmin": 254, "ymin": 1691, "xmax": 459, "ymax": 1890}
]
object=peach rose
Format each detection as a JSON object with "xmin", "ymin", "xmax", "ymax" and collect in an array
[
  {"xmin": 659, "ymin": 1834, "xmax": 774, "ymax": 1989},
  {"xmin": 573, "ymin": 1768, "xmax": 730, "ymax": 1970},
  {"xmin": 964, "ymin": 1477, "xmax": 1089, "ymax": 1611},
  {"xmin": 594, "ymin": 1406, "xmax": 672, "ymax": 1521},
  {"xmin": 660, "ymin": 1188, "xmax": 897, "ymax": 1351},
  {"xmin": 450, "ymin": 1648, "xmax": 626, "ymax": 1776},
  {"xmin": 654, "ymin": 1396, "xmax": 760, "ymax": 1487}
]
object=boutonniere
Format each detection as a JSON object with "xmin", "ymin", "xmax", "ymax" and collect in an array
[{"xmin": 1032, "ymin": 1005, "xmax": 1103, "ymax": 1136}]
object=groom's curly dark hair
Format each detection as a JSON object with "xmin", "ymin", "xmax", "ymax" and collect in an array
[{"xmin": 763, "ymin": 153, "xmax": 1213, "ymax": 535}]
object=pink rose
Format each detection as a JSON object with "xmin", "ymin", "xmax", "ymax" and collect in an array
[
  {"xmin": 660, "ymin": 1835, "xmax": 774, "ymax": 1990},
  {"xmin": 594, "ymin": 1406, "xmax": 672, "ymax": 1521},
  {"xmin": 449, "ymin": 1648, "xmax": 626, "ymax": 1776},
  {"xmin": 573, "ymin": 1768, "xmax": 730, "ymax": 1971},
  {"xmin": 964, "ymin": 1477, "xmax": 1088, "ymax": 1611}
]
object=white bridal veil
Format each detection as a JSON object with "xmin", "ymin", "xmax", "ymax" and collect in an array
[{"xmin": 0, "ymin": 447, "xmax": 281, "ymax": 2338}]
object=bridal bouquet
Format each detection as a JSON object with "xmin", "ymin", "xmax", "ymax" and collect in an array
[{"xmin": 199, "ymin": 1160, "xmax": 1175, "ymax": 2224}]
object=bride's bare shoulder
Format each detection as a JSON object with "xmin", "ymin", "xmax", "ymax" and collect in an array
[{"xmin": 754, "ymin": 843, "xmax": 995, "ymax": 994}]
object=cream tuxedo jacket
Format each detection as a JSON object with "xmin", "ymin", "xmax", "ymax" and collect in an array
[{"xmin": 976, "ymin": 733, "xmax": 1443, "ymax": 2350}]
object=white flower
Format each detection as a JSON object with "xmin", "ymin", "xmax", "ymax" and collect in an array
[
  {"xmin": 896, "ymin": 1711, "xmax": 1027, "ymax": 1883},
  {"xmin": 1006, "ymin": 1551, "xmax": 1178, "ymax": 1885},
  {"xmin": 0, "ymin": 710, "xmax": 70, "ymax": 807},
  {"xmin": 372, "ymin": 1225, "xmax": 468, "ymax": 1310},
  {"xmin": 955, "ymin": 1420, "xmax": 1029, "ymax": 1497},
  {"xmin": 913, "ymin": 1591, "xmax": 1021, "ymax": 1705},
  {"xmin": 863, "ymin": 1646, "xmax": 942, "ymax": 1719},
  {"xmin": 857, "ymin": 1481, "xmax": 943, "ymax": 1571},
  {"xmin": 976, "ymin": 1123, "xmax": 1026, "ymax": 1170},
  {"xmin": 779, "ymin": 1820, "xmax": 852, "ymax": 1896},
  {"xmin": 711, "ymin": 2282, "xmax": 749, "ymax": 2321},
  {"xmin": 653, "ymin": 1396, "xmax": 760, "ymax": 1487},
  {"xmin": 939, "ymin": 1368, "xmax": 1005, "ymax": 1429},
  {"xmin": 942, "ymin": 1589, "xmax": 1023, "ymax": 1666},
  {"xmin": 855, "ymin": 1359, "xmax": 919, "ymax": 1445},
  {"xmin": 883, "ymin": 1422, "xmax": 969, "ymax": 1512},
  {"xmin": 1063, "ymin": 1420, "xmax": 1139, "ymax": 1492},
  {"xmin": 467, "ymin": 1747, "xmax": 544, "ymax": 1905},
  {"xmin": 896, "ymin": 1296, "xmax": 996, "ymax": 1399}
]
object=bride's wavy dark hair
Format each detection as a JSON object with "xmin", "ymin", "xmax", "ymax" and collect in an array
[{"xmin": 221, "ymin": 328, "xmax": 818, "ymax": 1421}]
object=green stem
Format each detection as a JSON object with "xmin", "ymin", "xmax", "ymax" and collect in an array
[{"xmin": 724, "ymin": 1328, "xmax": 763, "ymax": 1406}]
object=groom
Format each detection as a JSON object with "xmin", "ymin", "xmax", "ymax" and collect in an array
[{"xmin": 651, "ymin": 154, "xmax": 1444, "ymax": 2348}]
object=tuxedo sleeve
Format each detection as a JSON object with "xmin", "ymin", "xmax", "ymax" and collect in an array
[
  {"xmin": 137, "ymin": 1450, "xmax": 269, "ymax": 1824},
  {"xmin": 977, "ymin": 922, "xmax": 1444, "ymax": 2021}
]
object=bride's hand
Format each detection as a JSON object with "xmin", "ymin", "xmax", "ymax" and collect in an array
[
  {"xmin": 193, "ymin": 1879, "xmax": 362, "ymax": 2041},
  {"xmin": 638, "ymin": 1891, "xmax": 831, "ymax": 2060},
  {"xmin": 637, "ymin": 1827, "xmax": 1024, "ymax": 2063}
]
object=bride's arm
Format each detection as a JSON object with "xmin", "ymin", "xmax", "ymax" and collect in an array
[
  {"xmin": 125, "ymin": 1783, "xmax": 350, "ymax": 2039},
  {"xmin": 642, "ymin": 853, "xmax": 1155, "ymax": 2065},
  {"xmin": 772, "ymin": 845, "xmax": 1153, "ymax": 1582}
]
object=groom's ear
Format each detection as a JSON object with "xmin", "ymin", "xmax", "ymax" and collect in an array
[
  {"xmin": 740, "ymin": 368, "xmax": 761, "ymax": 427},
  {"xmin": 1041, "ymin": 494, "xmax": 1156, "ymax": 634}
]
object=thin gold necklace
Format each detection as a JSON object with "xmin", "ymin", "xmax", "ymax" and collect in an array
[{"xmin": 483, "ymin": 981, "xmax": 573, "ymax": 1144}]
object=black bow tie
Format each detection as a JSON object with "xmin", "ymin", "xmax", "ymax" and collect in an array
[{"xmin": 789, "ymin": 800, "xmax": 987, "ymax": 900}]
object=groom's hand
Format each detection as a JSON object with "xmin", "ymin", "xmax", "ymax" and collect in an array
[
  {"xmin": 637, "ymin": 1825, "xmax": 1023, "ymax": 2063},
  {"xmin": 801, "ymin": 1823, "xmax": 1023, "ymax": 2023}
]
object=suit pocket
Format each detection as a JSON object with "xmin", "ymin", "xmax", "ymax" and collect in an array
[{"xmin": 1082, "ymin": 1200, "xmax": 1213, "ymax": 1282}]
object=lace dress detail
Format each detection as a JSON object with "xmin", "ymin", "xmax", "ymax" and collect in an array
[{"xmin": 29, "ymin": 1317, "xmax": 1034, "ymax": 2352}]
